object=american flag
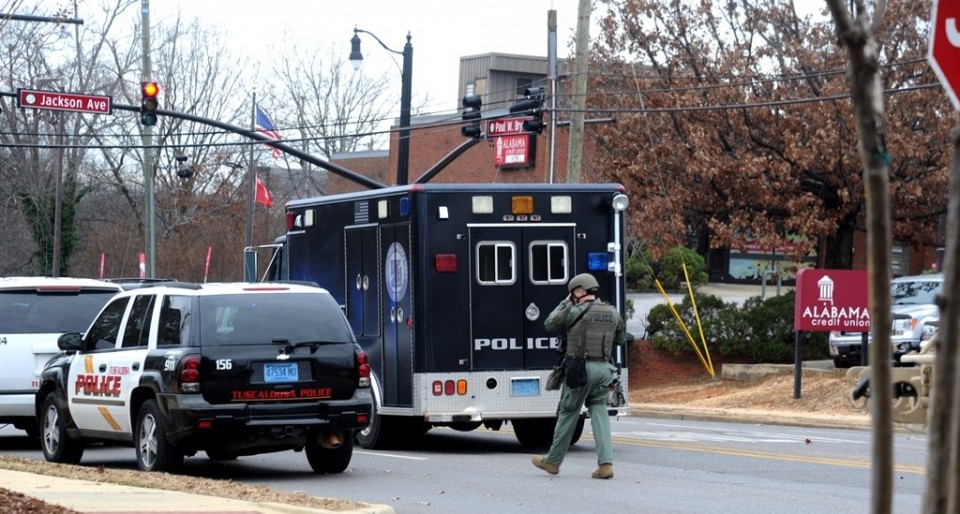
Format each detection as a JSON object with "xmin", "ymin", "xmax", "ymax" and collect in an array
[{"xmin": 255, "ymin": 105, "xmax": 281, "ymax": 159}]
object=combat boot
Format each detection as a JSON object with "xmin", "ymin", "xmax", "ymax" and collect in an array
[
  {"xmin": 531, "ymin": 455, "xmax": 559, "ymax": 475},
  {"xmin": 592, "ymin": 463, "xmax": 614, "ymax": 479}
]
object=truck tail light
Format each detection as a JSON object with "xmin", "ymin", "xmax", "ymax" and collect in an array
[
  {"xmin": 435, "ymin": 254, "xmax": 457, "ymax": 272},
  {"xmin": 177, "ymin": 355, "xmax": 201, "ymax": 393},
  {"xmin": 431, "ymin": 379, "xmax": 467, "ymax": 396},
  {"xmin": 357, "ymin": 350, "xmax": 370, "ymax": 387}
]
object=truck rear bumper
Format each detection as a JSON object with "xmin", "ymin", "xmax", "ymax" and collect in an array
[{"xmin": 159, "ymin": 390, "xmax": 372, "ymax": 447}]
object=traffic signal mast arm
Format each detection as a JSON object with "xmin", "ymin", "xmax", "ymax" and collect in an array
[{"xmin": 55, "ymin": 97, "xmax": 387, "ymax": 190}]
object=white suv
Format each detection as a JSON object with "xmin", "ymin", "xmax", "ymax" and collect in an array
[{"xmin": 0, "ymin": 277, "xmax": 121, "ymax": 436}]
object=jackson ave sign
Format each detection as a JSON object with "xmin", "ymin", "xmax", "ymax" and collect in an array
[
  {"xmin": 793, "ymin": 269, "xmax": 870, "ymax": 332},
  {"xmin": 17, "ymin": 88, "xmax": 112, "ymax": 114}
]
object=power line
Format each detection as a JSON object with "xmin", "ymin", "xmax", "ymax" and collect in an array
[{"xmin": 0, "ymin": 81, "xmax": 942, "ymax": 151}]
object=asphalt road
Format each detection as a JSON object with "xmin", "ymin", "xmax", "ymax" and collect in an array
[{"xmin": 0, "ymin": 414, "xmax": 926, "ymax": 514}]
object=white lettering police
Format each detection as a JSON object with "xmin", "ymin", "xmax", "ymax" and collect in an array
[{"xmin": 474, "ymin": 337, "xmax": 560, "ymax": 351}]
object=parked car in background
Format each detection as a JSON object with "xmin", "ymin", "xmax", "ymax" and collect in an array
[
  {"xmin": 0, "ymin": 277, "xmax": 122, "ymax": 437},
  {"xmin": 829, "ymin": 273, "xmax": 942, "ymax": 368}
]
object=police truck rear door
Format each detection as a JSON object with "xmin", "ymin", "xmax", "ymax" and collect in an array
[{"xmin": 469, "ymin": 224, "xmax": 573, "ymax": 371}]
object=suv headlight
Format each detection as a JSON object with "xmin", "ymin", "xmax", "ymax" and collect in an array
[
  {"xmin": 921, "ymin": 323, "xmax": 938, "ymax": 342},
  {"xmin": 891, "ymin": 318, "xmax": 915, "ymax": 336}
]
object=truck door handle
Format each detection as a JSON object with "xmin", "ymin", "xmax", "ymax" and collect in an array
[
  {"xmin": 99, "ymin": 364, "xmax": 107, "ymax": 372},
  {"xmin": 132, "ymin": 362, "xmax": 140, "ymax": 371}
]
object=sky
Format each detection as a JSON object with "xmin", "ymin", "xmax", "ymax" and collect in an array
[{"xmin": 148, "ymin": 0, "xmax": 591, "ymax": 116}]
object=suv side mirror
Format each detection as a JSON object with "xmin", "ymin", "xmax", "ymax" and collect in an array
[{"xmin": 58, "ymin": 333, "xmax": 83, "ymax": 351}]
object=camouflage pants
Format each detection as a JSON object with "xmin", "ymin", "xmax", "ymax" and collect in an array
[{"xmin": 545, "ymin": 360, "xmax": 616, "ymax": 466}]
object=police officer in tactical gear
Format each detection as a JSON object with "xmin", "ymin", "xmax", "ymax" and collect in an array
[{"xmin": 532, "ymin": 272, "xmax": 626, "ymax": 479}]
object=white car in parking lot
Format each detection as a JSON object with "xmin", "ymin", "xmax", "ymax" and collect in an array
[
  {"xmin": 0, "ymin": 277, "xmax": 121, "ymax": 437},
  {"xmin": 828, "ymin": 273, "xmax": 942, "ymax": 368}
]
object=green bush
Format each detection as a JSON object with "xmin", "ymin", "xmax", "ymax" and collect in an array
[
  {"xmin": 646, "ymin": 290, "xmax": 829, "ymax": 364},
  {"xmin": 657, "ymin": 246, "xmax": 708, "ymax": 290},
  {"xmin": 625, "ymin": 256, "xmax": 654, "ymax": 291},
  {"xmin": 624, "ymin": 246, "xmax": 708, "ymax": 291},
  {"xmin": 625, "ymin": 245, "xmax": 709, "ymax": 292}
]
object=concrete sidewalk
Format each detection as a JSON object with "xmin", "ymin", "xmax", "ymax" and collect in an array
[{"xmin": 0, "ymin": 467, "xmax": 395, "ymax": 514}]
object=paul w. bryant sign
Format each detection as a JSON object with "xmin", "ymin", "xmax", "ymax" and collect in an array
[
  {"xmin": 793, "ymin": 269, "xmax": 870, "ymax": 332},
  {"xmin": 17, "ymin": 88, "xmax": 112, "ymax": 114}
]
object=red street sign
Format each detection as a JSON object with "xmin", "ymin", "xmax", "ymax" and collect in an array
[
  {"xmin": 929, "ymin": 0, "xmax": 960, "ymax": 110},
  {"xmin": 17, "ymin": 89, "xmax": 113, "ymax": 114},
  {"xmin": 794, "ymin": 269, "xmax": 870, "ymax": 332},
  {"xmin": 487, "ymin": 117, "xmax": 531, "ymax": 136}
]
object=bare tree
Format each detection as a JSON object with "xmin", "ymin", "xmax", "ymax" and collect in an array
[
  {"xmin": 75, "ymin": 12, "xmax": 255, "ymax": 280},
  {"xmin": 0, "ymin": 0, "xmax": 138, "ymax": 276},
  {"xmin": 825, "ymin": 1, "xmax": 894, "ymax": 512}
]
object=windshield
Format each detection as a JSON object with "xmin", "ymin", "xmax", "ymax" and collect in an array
[
  {"xmin": 891, "ymin": 279, "xmax": 942, "ymax": 305},
  {"xmin": 199, "ymin": 292, "xmax": 354, "ymax": 346},
  {"xmin": 0, "ymin": 289, "xmax": 117, "ymax": 334}
]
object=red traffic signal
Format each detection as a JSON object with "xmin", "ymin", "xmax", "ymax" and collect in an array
[{"xmin": 140, "ymin": 81, "xmax": 159, "ymax": 126}]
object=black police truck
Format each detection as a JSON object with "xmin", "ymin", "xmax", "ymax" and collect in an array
[{"xmin": 246, "ymin": 183, "xmax": 630, "ymax": 448}]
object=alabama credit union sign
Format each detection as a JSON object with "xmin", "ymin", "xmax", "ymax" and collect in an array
[
  {"xmin": 488, "ymin": 118, "xmax": 536, "ymax": 168},
  {"xmin": 793, "ymin": 268, "xmax": 870, "ymax": 332}
]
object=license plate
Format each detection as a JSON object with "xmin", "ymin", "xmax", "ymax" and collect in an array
[
  {"xmin": 511, "ymin": 377, "xmax": 540, "ymax": 397},
  {"xmin": 263, "ymin": 362, "xmax": 299, "ymax": 383}
]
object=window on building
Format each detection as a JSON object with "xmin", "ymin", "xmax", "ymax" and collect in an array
[
  {"xmin": 516, "ymin": 77, "xmax": 533, "ymax": 97},
  {"xmin": 891, "ymin": 244, "xmax": 909, "ymax": 277}
]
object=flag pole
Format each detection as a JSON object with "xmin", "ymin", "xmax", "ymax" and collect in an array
[{"xmin": 246, "ymin": 92, "xmax": 256, "ymax": 249}]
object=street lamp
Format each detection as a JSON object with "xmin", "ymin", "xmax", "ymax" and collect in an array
[{"xmin": 350, "ymin": 27, "xmax": 413, "ymax": 185}]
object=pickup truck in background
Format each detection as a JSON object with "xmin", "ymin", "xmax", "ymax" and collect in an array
[{"xmin": 828, "ymin": 273, "xmax": 942, "ymax": 368}]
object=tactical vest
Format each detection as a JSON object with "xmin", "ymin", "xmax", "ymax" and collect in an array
[{"xmin": 566, "ymin": 301, "xmax": 619, "ymax": 361}]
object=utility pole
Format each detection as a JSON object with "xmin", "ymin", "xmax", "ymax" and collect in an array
[
  {"xmin": 140, "ymin": 0, "xmax": 155, "ymax": 278},
  {"xmin": 567, "ymin": 0, "xmax": 591, "ymax": 183},
  {"xmin": 52, "ymin": 112, "xmax": 64, "ymax": 277}
]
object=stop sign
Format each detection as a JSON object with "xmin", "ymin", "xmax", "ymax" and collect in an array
[{"xmin": 929, "ymin": 0, "xmax": 960, "ymax": 110}]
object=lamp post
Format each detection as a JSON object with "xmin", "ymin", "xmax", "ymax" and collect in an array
[{"xmin": 350, "ymin": 27, "xmax": 413, "ymax": 185}]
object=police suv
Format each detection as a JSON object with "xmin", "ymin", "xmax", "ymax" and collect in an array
[{"xmin": 36, "ymin": 281, "xmax": 372, "ymax": 473}]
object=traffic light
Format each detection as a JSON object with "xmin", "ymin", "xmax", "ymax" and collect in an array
[
  {"xmin": 510, "ymin": 87, "xmax": 546, "ymax": 134},
  {"xmin": 522, "ymin": 112, "xmax": 545, "ymax": 134},
  {"xmin": 460, "ymin": 94, "xmax": 482, "ymax": 138},
  {"xmin": 140, "ymin": 81, "xmax": 159, "ymax": 126}
]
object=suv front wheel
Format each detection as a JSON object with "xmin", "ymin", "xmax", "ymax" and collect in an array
[
  {"xmin": 135, "ymin": 400, "xmax": 183, "ymax": 472},
  {"xmin": 40, "ymin": 394, "xmax": 84, "ymax": 464}
]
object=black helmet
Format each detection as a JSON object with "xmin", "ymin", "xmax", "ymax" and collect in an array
[{"xmin": 568, "ymin": 273, "xmax": 599, "ymax": 293}]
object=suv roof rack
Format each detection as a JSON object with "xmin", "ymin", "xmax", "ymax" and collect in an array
[{"xmin": 131, "ymin": 281, "xmax": 203, "ymax": 290}]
